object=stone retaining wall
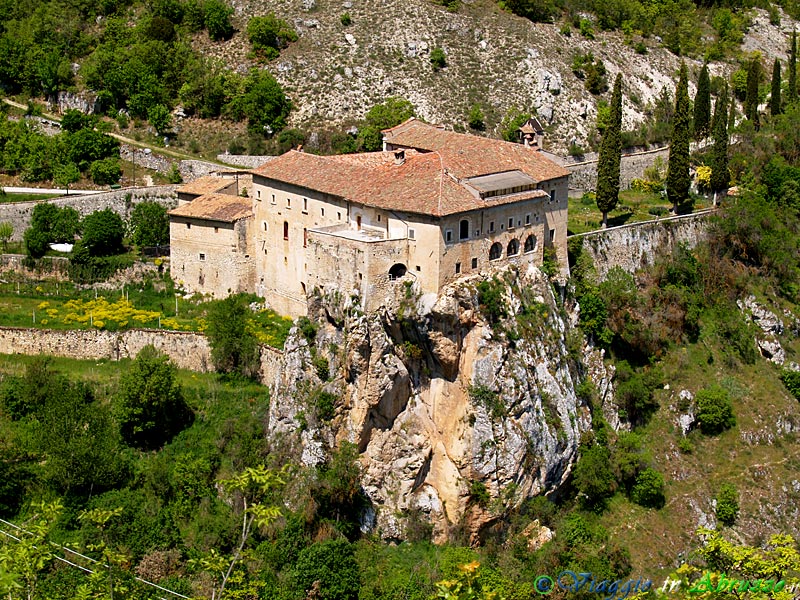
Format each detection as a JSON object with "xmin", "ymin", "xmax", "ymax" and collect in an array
[
  {"xmin": 566, "ymin": 146, "xmax": 670, "ymax": 193},
  {"xmin": 0, "ymin": 326, "xmax": 283, "ymax": 384},
  {"xmin": 571, "ymin": 210, "xmax": 714, "ymax": 279},
  {"xmin": 0, "ymin": 186, "xmax": 178, "ymax": 242}
]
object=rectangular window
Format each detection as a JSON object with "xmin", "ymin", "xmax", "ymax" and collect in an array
[
  {"xmin": 186, "ymin": 223, "xmax": 191, "ymax": 229},
  {"xmin": 508, "ymin": 217, "xmax": 514, "ymax": 229},
  {"xmin": 525, "ymin": 214, "xmax": 531, "ymax": 225},
  {"xmin": 303, "ymin": 198, "xmax": 308, "ymax": 211},
  {"xmin": 455, "ymin": 262, "xmax": 461, "ymax": 274},
  {"xmin": 338, "ymin": 212, "xmax": 342, "ymax": 220},
  {"xmin": 489, "ymin": 221, "xmax": 495, "ymax": 233},
  {"xmin": 445, "ymin": 230, "xmax": 453, "ymax": 243},
  {"xmin": 475, "ymin": 229, "xmax": 480, "ymax": 236},
  {"xmin": 287, "ymin": 198, "xmax": 291, "ymax": 208},
  {"xmin": 471, "ymin": 257, "xmax": 478, "ymax": 269},
  {"xmin": 321, "ymin": 207, "xmax": 325, "ymax": 217},
  {"xmin": 549, "ymin": 228, "xmax": 555, "ymax": 242},
  {"xmin": 415, "ymin": 265, "xmax": 421, "ymax": 272},
  {"xmin": 199, "ymin": 253, "xmax": 205, "ymax": 261},
  {"xmin": 408, "ymin": 228, "xmax": 416, "ymax": 240},
  {"xmin": 271, "ymin": 194, "xmax": 276, "ymax": 204},
  {"xmin": 550, "ymin": 190, "xmax": 557, "ymax": 202},
  {"xmin": 214, "ymin": 227, "xmax": 219, "ymax": 233},
  {"xmin": 377, "ymin": 214, "xmax": 381, "ymax": 222},
  {"xmin": 257, "ymin": 190, "xmax": 261, "ymax": 200}
]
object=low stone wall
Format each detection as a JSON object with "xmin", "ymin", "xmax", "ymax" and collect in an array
[
  {"xmin": 571, "ymin": 210, "xmax": 714, "ymax": 279},
  {"xmin": 0, "ymin": 186, "xmax": 178, "ymax": 242},
  {"xmin": 216, "ymin": 154, "xmax": 274, "ymax": 169},
  {"xmin": 0, "ymin": 326, "xmax": 283, "ymax": 384}
]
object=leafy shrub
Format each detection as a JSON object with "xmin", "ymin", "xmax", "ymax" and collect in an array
[
  {"xmin": 782, "ymin": 370, "xmax": 800, "ymax": 400},
  {"xmin": 89, "ymin": 158, "xmax": 122, "ymax": 185},
  {"xmin": 468, "ymin": 103, "xmax": 485, "ymax": 130},
  {"xmin": 630, "ymin": 467, "xmax": 665, "ymax": 508},
  {"xmin": 293, "ymin": 539, "xmax": 360, "ymax": 600},
  {"xmin": 130, "ymin": 201, "xmax": 169, "ymax": 247},
  {"xmin": 203, "ymin": 0, "xmax": 233, "ymax": 40},
  {"xmin": 695, "ymin": 385, "xmax": 735, "ymax": 435},
  {"xmin": 205, "ymin": 294, "xmax": 262, "ymax": 379},
  {"xmin": 469, "ymin": 480, "xmax": 490, "ymax": 507},
  {"xmin": 340, "ymin": 12, "xmax": 351, "ymax": 25},
  {"xmin": 297, "ymin": 316, "xmax": 318, "ymax": 344},
  {"xmin": 716, "ymin": 483, "xmax": 739, "ymax": 526},
  {"xmin": 476, "ymin": 277, "xmax": 506, "ymax": 324},
  {"xmin": 81, "ymin": 208, "xmax": 124, "ymax": 256},
  {"xmin": 247, "ymin": 13, "xmax": 298, "ymax": 60},
  {"xmin": 314, "ymin": 390, "xmax": 337, "ymax": 421},
  {"xmin": 468, "ymin": 385, "xmax": 506, "ymax": 419},
  {"xmin": 430, "ymin": 47, "xmax": 447, "ymax": 70},
  {"xmin": 574, "ymin": 444, "xmax": 617, "ymax": 509},
  {"xmin": 313, "ymin": 355, "xmax": 330, "ymax": 381}
]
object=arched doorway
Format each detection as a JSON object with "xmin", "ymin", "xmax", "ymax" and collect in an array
[
  {"xmin": 489, "ymin": 242, "xmax": 502, "ymax": 260},
  {"xmin": 389, "ymin": 263, "xmax": 407, "ymax": 279},
  {"xmin": 507, "ymin": 239, "xmax": 519, "ymax": 256}
]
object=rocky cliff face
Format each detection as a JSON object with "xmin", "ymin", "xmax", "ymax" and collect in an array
[{"xmin": 267, "ymin": 265, "xmax": 610, "ymax": 541}]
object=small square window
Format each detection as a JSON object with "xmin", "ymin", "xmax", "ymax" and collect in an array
[
  {"xmin": 489, "ymin": 221, "xmax": 495, "ymax": 233},
  {"xmin": 445, "ymin": 230, "xmax": 453, "ymax": 243},
  {"xmin": 199, "ymin": 253, "xmax": 205, "ymax": 261},
  {"xmin": 186, "ymin": 223, "xmax": 191, "ymax": 229},
  {"xmin": 471, "ymin": 257, "xmax": 478, "ymax": 269},
  {"xmin": 475, "ymin": 229, "xmax": 480, "ymax": 236},
  {"xmin": 214, "ymin": 227, "xmax": 219, "ymax": 233},
  {"xmin": 500, "ymin": 224, "xmax": 505, "ymax": 230},
  {"xmin": 415, "ymin": 265, "xmax": 421, "ymax": 272},
  {"xmin": 455, "ymin": 262, "xmax": 461, "ymax": 274},
  {"xmin": 549, "ymin": 228, "xmax": 555, "ymax": 242},
  {"xmin": 408, "ymin": 229, "xmax": 416, "ymax": 240}
]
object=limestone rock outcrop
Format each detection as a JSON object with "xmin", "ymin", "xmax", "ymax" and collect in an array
[{"xmin": 267, "ymin": 265, "xmax": 595, "ymax": 541}]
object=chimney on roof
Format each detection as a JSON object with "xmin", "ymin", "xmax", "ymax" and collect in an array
[
  {"xmin": 394, "ymin": 149, "xmax": 405, "ymax": 166},
  {"xmin": 297, "ymin": 144, "xmax": 304, "ymax": 152}
]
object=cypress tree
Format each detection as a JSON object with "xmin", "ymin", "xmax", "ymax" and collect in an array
[
  {"xmin": 596, "ymin": 73, "xmax": 623, "ymax": 228},
  {"xmin": 728, "ymin": 95, "xmax": 737, "ymax": 131},
  {"xmin": 710, "ymin": 82, "xmax": 729, "ymax": 198},
  {"xmin": 770, "ymin": 58, "xmax": 782, "ymax": 116},
  {"xmin": 789, "ymin": 30, "xmax": 797, "ymax": 105},
  {"xmin": 666, "ymin": 62, "xmax": 691, "ymax": 214},
  {"xmin": 693, "ymin": 64, "xmax": 711, "ymax": 140},
  {"xmin": 745, "ymin": 57, "xmax": 761, "ymax": 128}
]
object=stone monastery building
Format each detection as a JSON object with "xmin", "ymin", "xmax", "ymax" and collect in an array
[{"xmin": 169, "ymin": 118, "xmax": 570, "ymax": 318}]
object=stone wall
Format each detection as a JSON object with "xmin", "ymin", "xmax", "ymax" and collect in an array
[
  {"xmin": 0, "ymin": 186, "xmax": 178, "ymax": 242},
  {"xmin": 566, "ymin": 147, "xmax": 670, "ymax": 193},
  {"xmin": 0, "ymin": 326, "xmax": 283, "ymax": 384},
  {"xmin": 216, "ymin": 154, "xmax": 275, "ymax": 169},
  {"xmin": 571, "ymin": 209, "xmax": 714, "ymax": 279}
]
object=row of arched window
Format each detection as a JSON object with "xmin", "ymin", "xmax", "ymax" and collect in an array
[{"xmin": 489, "ymin": 234, "xmax": 537, "ymax": 261}]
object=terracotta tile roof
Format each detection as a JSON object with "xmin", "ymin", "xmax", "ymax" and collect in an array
[
  {"xmin": 169, "ymin": 193, "xmax": 253, "ymax": 223},
  {"xmin": 176, "ymin": 175, "xmax": 236, "ymax": 197},
  {"xmin": 381, "ymin": 118, "xmax": 569, "ymax": 182},
  {"xmin": 251, "ymin": 150, "xmax": 548, "ymax": 217}
]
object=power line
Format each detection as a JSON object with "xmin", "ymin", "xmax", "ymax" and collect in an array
[{"xmin": 0, "ymin": 518, "xmax": 190, "ymax": 599}]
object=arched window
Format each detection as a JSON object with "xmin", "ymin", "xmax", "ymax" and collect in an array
[
  {"xmin": 283, "ymin": 221, "xmax": 289, "ymax": 240},
  {"xmin": 389, "ymin": 263, "xmax": 407, "ymax": 279},
  {"xmin": 489, "ymin": 242, "xmax": 502, "ymax": 261},
  {"xmin": 459, "ymin": 219, "xmax": 469, "ymax": 240},
  {"xmin": 524, "ymin": 234, "xmax": 537, "ymax": 253},
  {"xmin": 507, "ymin": 239, "xmax": 519, "ymax": 256}
]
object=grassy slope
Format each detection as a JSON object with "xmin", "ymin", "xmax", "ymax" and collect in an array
[{"xmin": 601, "ymin": 290, "xmax": 800, "ymax": 578}]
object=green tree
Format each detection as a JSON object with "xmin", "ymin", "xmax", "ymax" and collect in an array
[
  {"xmin": 596, "ymin": 73, "xmax": 623, "ymax": 228},
  {"xmin": 789, "ymin": 30, "xmax": 797, "ymax": 105},
  {"xmin": 630, "ymin": 467, "xmax": 666, "ymax": 508},
  {"xmin": 148, "ymin": 103, "xmax": 172, "ymax": 135},
  {"xmin": 130, "ymin": 201, "xmax": 169, "ymax": 247},
  {"xmin": 0, "ymin": 222, "xmax": 13, "ymax": 253},
  {"xmin": 695, "ymin": 385, "xmax": 736, "ymax": 434},
  {"xmin": 666, "ymin": 62, "xmax": 691, "ymax": 213},
  {"xmin": 81, "ymin": 208, "xmax": 124, "ymax": 256},
  {"xmin": 23, "ymin": 202, "xmax": 59, "ymax": 258},
  {"xmin": 51, "ymin": 206, "xmax": 81, "ymax": 243},
  {"xmin": 89, "ymin": 157, "xmax": 122, "ymax": 185},
  {"xmin": 715, "ymin": 483, "xmax": 739, "ymax": 526},
  {"xmin": 247, "ymin": 13, "xmax": 298, "ymax": 60},
  {"xmin": 745, "ymin": 56, "xmax": 761, "ymax": 127},
  {"xmin": 203, "ymin": 0, "xmax": 233, "ymax": 40},
  {"xmin": 574, "ymin": 444, "xmax": 617, "ymax": 509},
  {"xmin": 693, "ymin": 64, "xmax": 711, "ymax": 139},
  {"xmin": 237, "ymin": 69, "xmax": 291, "ymax": 135},
  {"xmin": 205, "ymin": 294, "xmax": 261, "ymax": 378},
  {"xmin": 116, "ymin": 345, "xmax": 193, "ymax": 450},
  {"xmin": 357, "ymin": 97, "xmax": 415, "ymax": 151},
  {"xmin": 770, "ymin": 58, "xmax": 782, "ymax": 117},
  {"xmin": 60, "ymin": 109, "xmax": 95, "ymax": 133},
  {"xmin": 294, "ymin": 539, "xmax": 361, "ymax": 600},
  {"xmin": 53, "ymin": 161, "xmax": 80, "ymax": 194},
  {"xmin": 468, "ymin": 104, "xmax": 485, "ymax": 130}
]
